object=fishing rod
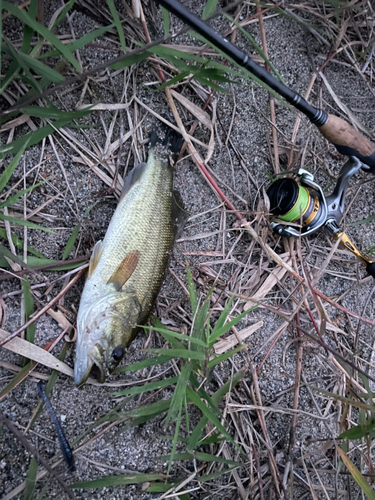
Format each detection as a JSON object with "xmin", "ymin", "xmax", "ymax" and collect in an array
[
  {"xmin": 158, "ymin": 0, "xmax": 375, "ymax": 170},
  {"xmin": 158, "ymin": 0, "xmax": 375, "ymax": 277}
]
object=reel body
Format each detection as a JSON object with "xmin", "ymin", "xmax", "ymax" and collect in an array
[{"xmin": 266, "ymin": 157, "xmax": 375, "ymax": 277}]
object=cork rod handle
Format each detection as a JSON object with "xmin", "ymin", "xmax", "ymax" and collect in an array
[{"xmin": 319, "ymin": 114, "xmax": 375, "ymax": 170}]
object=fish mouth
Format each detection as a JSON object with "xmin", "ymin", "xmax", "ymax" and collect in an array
[{"xmin": 74, "ymin": 345, "xmax": 106, "ymax": 387}]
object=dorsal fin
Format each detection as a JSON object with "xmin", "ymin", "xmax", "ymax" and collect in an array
[
  {"xmin": 119, "ymin": 162, "xmax": 147, "ymax": 203},
  {"xmin": 88, "ymin": 240, "xmax": 103, "ymax": 278},
  {"xmin": 107, "ymin": 250, "xmax": 140, "ymax": 292}
]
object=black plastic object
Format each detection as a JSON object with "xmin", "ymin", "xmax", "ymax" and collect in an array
[
  {"xmin": 37, "ymin": 381, "xmax": 76, "ymax": 472},
  {"xmin": 366, "ymin": 261, "xmax": 375, "ymax": 278},
  {"xmin": 266, "ymin": 178, "xmax": 299, "ymax": 217},
  {"xmin": 334, "ymin": 144, "xmax": 375, "ymax": 171}
]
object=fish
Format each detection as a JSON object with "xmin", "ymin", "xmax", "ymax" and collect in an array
[
  {"xmin": 37, "ymin": 381, "xmax": 76, "ymax": 471},
  {"xmin": 74, "ymin": 127, "xmax": 184, "ymax": 386}
]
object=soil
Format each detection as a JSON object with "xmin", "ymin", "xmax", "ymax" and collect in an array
[{"xmin": 1, "ymin": 1, "xmax": 375, "ymax": 499}]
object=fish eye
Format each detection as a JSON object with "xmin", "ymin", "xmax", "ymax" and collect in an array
[{"xmin": 112, "ymin": 346, "xmax": 124, "ymax": 361}]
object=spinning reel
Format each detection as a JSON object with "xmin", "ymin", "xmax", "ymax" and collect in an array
[{"xmin": 266, "ymin": 157, "xmax": 375, "ymax": 278}]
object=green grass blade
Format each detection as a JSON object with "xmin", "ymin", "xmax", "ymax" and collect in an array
[
  {"xmin": 62, "ymin": 199, "xmax": 99, "ymax": 259},
  {"xmin": 70, "ymin": 473, "xmax": 167, "ymax": 489},
  {"xmin": 0, "ymin": 243, "xmax": 31, "ymax": 269},
  {"xmin": 113, "ymin": 354, "xmax": 171, "ymax": 373},
  {"xmin": 186, "ymin": 264, "xmax": 198, "ymax": 315},
  {"xmin": 62, "ymin": 223, "xmax": 81, "ymax": 260},
  {"xmin": 151, "ymin": 318, "xmax": 190, "ymax": 351},
  {"xmin": 168, "ymin": 402, "xmax": 183, "ymax": 475},
  {"xmin": 223, "ymin": 13, "xmax": 284, "ymax": 82},
  {"xmin": 0, "ymin": 360, "xmax": 38, "ymax": 400},
  {"xmin": 0, "ymin": 119, "xmax": 70, "ymax": 159},
  {"xmin": 3, "ymin": 40, "xmax": 65, "ymax": 84},
  {"xmin": 21, "ymin": 0, "xmax": 37, "ymax": 54},
  {"xmin": 22, "ymin": 277, "xmax": 35, "ymax": 365},
  {"xmin": 0, "ymin": 60, "xmax": 21, "ymax": 95},
  {"xmin": 110, "ymin": 51, "xmax": 150, "ymax": 70},
  {"xmin": 52, "ymin": 0, "xmax": 76, "ymax": 29},
  {"xmin": 1, "ymin": 39, "xmax": 42, "ymax": 92},
  {"xmin": 0, "ymin": 180, "xmax": 46, "ymax": 209},
  {"xmin": 107, "ymin": 0, "xmax": 126, "ymax": 53},
  {"xmin": 162, "ymin": 6, "xmax": 170, "ymax": 36},
  {"xmin": 129, "ymin": 399, "xmax": 172, "ymax": 419},
  {"xmin": 191, "ymin": 298, "xmax": 210, "ymax": 352},
  {"xmin": 188, "ymin": 369, "xmax": 245, "ymax": 450},
  {"xmin": 194, "ymin": 75, "xmax": 229, "ymax": 93},
  {"xmin": 208, "ymin": 306, "xmax": 256, "ymax": 347},
  {"xmin": 0, "ymin": 212, "xmax": 54, "ymax": 233},
  {"xmin": 203, "ymin": 0, "xmax": 219, "ymax": 19},
  {"xmin": 0, "ymin": 255, "xmax": 83, "ymax": 270},
  {"xmin": 186, "ymin": 386, "xmax": 241, "ymax": 453},
  {"xmin": 210, "ymin": 295, "xmax": 234, "ymax": 338},
  {"xmin": 0, "ymin": 137, "xmax": 30, "ymax": 191},
  {"xmin": 3, "ymin": 2, "xmax": 82, "ymax": 72},
  {"xmin": 20, "ymin": 106, "xmax": 92, "ymax": 120},
  {"xmin": 189, "ymin": 372, "xmax": 219, "ymax": 413},
  {"xmin": 191, "ymin": 31, "xmax": 292, "ymax": 107},
  {"xmin": 158, "ymin": 451, "xmax": 239, "ymax": 466},
  {"xmin": 207, "ymin": 345, "xmax": 246, "ymax": 369},
  {"xmin": 156, "ymin": 70, "xmax": 191, "ymax": 91},
  {"xmin": 112, "ymin": 376, "xmax": 179, "ymax": 397},
  {"xmin": 143, "ymin": 324, "xmax": 207, "ymax": 347},
  {"xmin": 199, "ymin": 466, "xmax": 239, "ymax": 482},
  {"xmin": 23, "ymin": 456, "xmax": 38, "ymax": 500},
  {"xmin": 165, "ymin": 363, "xmax": 191, "ymax": 426},
  {"xmin": 339, "ymin": 420, "xmax": 375, "ymax": 440},
  {"xmin": 146, "ymin": 348, "xmax": 205, "ymax": 361},
  {"xmin": 337, "ymin": 447, "xmax": 375, "ymax": 500},
  {"xmin": 0, "ymin": 228, "xmax": 44, "ymax": 257},
  {"xmin": 146, "ymin": 481, "xmax": 189, "ymax": 500},
  {"xmin": 0, "ymin": 0, "xmax": 2, "ymax": 73},
  {"xmin": 309, "ymin": 386, "xmax": 375, "ymax": 412},
  {"xmin": 39, "ymin": 24, "xmax": 115, "ymax": 59},
  {"xmin": 351, "ymin": 213, "xmax": 375, "ymax": 226}
]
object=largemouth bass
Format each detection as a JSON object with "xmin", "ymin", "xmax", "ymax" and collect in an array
[{"xmin": 74, "ymin": 128, "xmax": 184, "ymax": 386}]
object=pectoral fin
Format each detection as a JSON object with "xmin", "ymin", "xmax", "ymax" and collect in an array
[
  {"xmin": 107, "ymin": 250, "xmax": 140, "ymax": 291},
  {"xmin": 88, "ymin": 240, "xmax": 103, "ymax": 278}
]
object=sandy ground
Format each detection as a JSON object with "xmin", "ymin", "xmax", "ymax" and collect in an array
[{"xmin": 1, "ymin": 1, "xmax": 375, "ymax": 499}]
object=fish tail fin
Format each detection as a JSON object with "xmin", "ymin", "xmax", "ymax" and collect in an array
[{"xmin": 150, "ymin": 124, "xmax": 184, "ymax": 156}]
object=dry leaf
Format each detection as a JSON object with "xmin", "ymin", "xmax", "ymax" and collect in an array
[{"xmin": 214, "ymin": 321, "xmax": 263, "ymax": 354}]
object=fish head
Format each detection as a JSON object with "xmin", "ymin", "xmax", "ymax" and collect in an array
[{"xmin": 74, "ymin": 293, "xmax": 142, "ymax": 386}]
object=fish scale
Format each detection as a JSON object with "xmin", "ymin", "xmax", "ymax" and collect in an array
[{"xmin": 74, "ymin": 142, "xmax": 181, "ymax": 386}]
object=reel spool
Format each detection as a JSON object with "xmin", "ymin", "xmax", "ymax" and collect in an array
[{"xmin": 266, "ymin": 171, "xmax": 327, "ymax": 238}]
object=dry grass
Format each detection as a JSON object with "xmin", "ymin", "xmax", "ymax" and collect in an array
[{"xmin": 1, "ymin": 0, "xmax": 375, "ymax": 499}]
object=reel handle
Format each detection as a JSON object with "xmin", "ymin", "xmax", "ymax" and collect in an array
[
  {"xmin": 336, "ymin": 231, "xmax": 375, "ymax": 279},
  {"xmin": 319, "ymin": 115, "xmax": 375, "ymax": 171}
]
